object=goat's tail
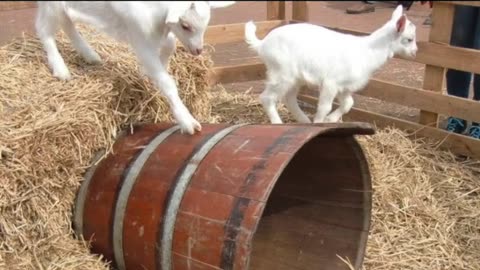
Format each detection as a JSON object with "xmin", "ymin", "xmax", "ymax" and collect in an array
[{"xmin": 245, "ymin": 21, "xmax": 262, "ymax": 51}]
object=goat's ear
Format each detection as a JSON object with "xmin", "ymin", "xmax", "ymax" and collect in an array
[
  {"xmin": 165, "ymin": 8, "xmax": 183, "ymax": 24},
  {"xmin": 396, "ymin": 15, "xmax": 407, "ymax": 33},
  {"xmin": 391, "ymin": 5, "xmax": 403, "ymax": 20},
  {"xmin": 207, "ymin": 1, "xmax": 236, "ymax": 9}
]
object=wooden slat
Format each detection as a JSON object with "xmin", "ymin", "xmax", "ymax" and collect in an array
[
  {"xmin": 297, "ymin": 94, "xmax": 480, "ymax": 159},
  {"xmin": 416, "ymin": 42, "xmax": 480, "ymax": 74},
  {"xmin": 419, "ymin": 2, "xmax": 455, "ymax": 127},
  {"xmin": 267, "ymin": 1, "xmax": 286, "ymax": 20},
  {"xmin": 205, "ymin": 20, "xmax": 286, "ymax": 45},
  {"xmin": 0, "ymin": 1, "xmax": 36, "ymax": 11},
  {"xmin": 208, "ymin": 63, "xmax": 266, "ymax": 86},
  {"xmin": 439, "ymin": 1, "xmax": 480, "ymax": 7},
  {"xmin": 292, "ymin": 1, "xmax": 309, "ymax": 22},
  {"xmin": 357, "ymin": 79, "xmax": 480, "ymax": 123},
  {"xmin": 289, "ymin": 19, "xmax": 368, "ymax": 35}
]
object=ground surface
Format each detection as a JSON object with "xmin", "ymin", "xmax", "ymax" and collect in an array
[{"xmin": 0, "ymin": 1, "xmax": 436, "ymax": 123}]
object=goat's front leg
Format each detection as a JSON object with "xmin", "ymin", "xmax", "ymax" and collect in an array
[
  {"xmin": 324, "ymin": 92, "xmax": 354, "ymax": 123},
  {"xmin": 260, "ymin": 83, "xmax": 284, "ymax": 124},
  {"xmin": 283, "ymin": 86, "xmax": 311, "ymax": 123},
  {"xmin": 313, "ymin": 82, "xmax": 337, "ymax": 123},
  {"xmin": 62, "ymin": 15, "xmax": 102, "ymax": 64},
  {"xmin": 159, "ymin": 33, "xmax": 176, "ymax": 69},
  {"xmin": 131, "ymin": 38, "xmax": 201, "ymax": 135},
  {"xmin": 35, "ymin": 5, "xmax": 71, "ymax": 80}
]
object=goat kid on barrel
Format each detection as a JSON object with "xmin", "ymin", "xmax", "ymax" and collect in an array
[
  {"xmin": 35, "ymin": 1, "xmax": 236, "ymax": 135},
  {"xmin": 245, "ymin": 5, "xmax": 418, "ymax": 124}
]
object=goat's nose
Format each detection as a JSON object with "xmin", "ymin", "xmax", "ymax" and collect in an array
[{"xmin": 196, "ymin": 48, "xmax": 203, "ymax": 55}]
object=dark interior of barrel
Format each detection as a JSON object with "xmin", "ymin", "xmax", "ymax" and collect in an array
[{"xmin": 249, "ymin": 135, "xmax": 372, "ymax": 270}]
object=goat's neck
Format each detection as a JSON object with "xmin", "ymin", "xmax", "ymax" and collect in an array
[
  {"xmin": 148, "ymin": 6, "xmax": 171, "ymax": 38},
  {"xmin": 361, "ymin": 23, "xmax": 396, "ymax": 74}
]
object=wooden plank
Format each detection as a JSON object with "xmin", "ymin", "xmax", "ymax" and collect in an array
[
  {"xmin": 439, "ymin": 1, "xmax": 480, "ymax": 7},
  {"xmin": 0, "ymin": 1, "xmax": 36, "ymax": 11},
  {"xmin": 419, "ymin": 2, "xmax": 455, "ymax": 127},
  {"xmin": 416, "ymin": 42, "xmax": 480, "ymax": 74},
  {"xmin": 205, "ymin": 20, "xmax": 286, "ymax": 45},
  {"xmin": 297, "ymin": 94, "xmax": 480, "ymax": 159},
  {"xmin": 292, "ymin": 1, "xmax": 309, "ymax": 22},
  {"xmin": 358, "ymin": 79, "xmax": 480, "ymax": 124},
  {"xmin": 267, "ymin": 1, "xmax": 286, "ymax": 20},
  {"xmin": 207, "ymin": 63, "xmax": 266, "ymax": 86}
]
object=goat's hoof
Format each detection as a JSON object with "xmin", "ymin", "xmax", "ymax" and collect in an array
[
  {"xmin": 84, "ymin": 52, "xmax": 102, "ymax": 64},
  {"xmin": 53, "ymin": 69, "xmax": 72, "ymax": 81},
  {"xmin": 324, "ymin": 115, "xmax": 339, "ymax": 123},
  {"xmin": 179, "ymin": 118, "xmax": 202, "ymax": 135},
  {"xmin": 192, "ymin": 119, "xmax": 202, "ymax": 133}
]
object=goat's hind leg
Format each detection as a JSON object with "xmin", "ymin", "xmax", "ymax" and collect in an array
[
  {"xmin": 61, "ymin": 15, "xmax": 102, "ymax": 64},
  {"xmin": 313, "ymin": 82, "xmax": 338, "ymax": 123},
  {"xmin": 324, "ymin": 91, "xmax": 354, "ymax": 123},
  {"xmin": 283, "ymin": 86, "xmax": 311, "ymax": 123},
  {"xmin": 35, "ymin": 3, "xmax": 72, "ymax": 80},
  {"xmin": 259, "ymin": 81, "xmax": 290, "ymax": 124}
]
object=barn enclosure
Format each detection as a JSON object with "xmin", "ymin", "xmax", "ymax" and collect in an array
[{"xmin": 0, "ymin": 1, "xmax": 479, "ymax": 270}]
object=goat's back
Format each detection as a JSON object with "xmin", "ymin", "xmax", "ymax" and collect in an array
[{"xmin": 257, "ymin": 23, "xmax": 370, "ymax": 86}]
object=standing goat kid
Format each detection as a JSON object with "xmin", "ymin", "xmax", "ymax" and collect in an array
[
  {"xmin": 244, "ymin": 5, "xmax": 417, "ymax": 124},
  {"xmin": 35, "ymin": 1, "xmax": 236, "ymax": 135}
]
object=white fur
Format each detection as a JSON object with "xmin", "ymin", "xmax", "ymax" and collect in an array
[
  {"xmin": 245, "ymin": 5, "xmax": 418, "ymax": 124},
  {"xmin": 35, "ymin": 1, "xmax": 235, "ymax": 135}
]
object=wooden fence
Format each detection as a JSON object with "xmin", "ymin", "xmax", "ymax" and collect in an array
[{"xmin": 206, "ymin": 1, "xmax": 480, "ymax": 159}]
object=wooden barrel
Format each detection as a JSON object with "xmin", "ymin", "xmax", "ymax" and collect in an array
[{"xmin": 72, "ymin": 122, "xmax": 375, "ymax": 270}]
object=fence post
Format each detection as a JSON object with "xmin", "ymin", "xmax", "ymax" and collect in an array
[
  {"xmin": 419, "ymin": 2, "xmax": 455, "ymax": 127},
  {"xmin": 267, "ymin": 1, "xmax": 286, "ymax": 21},
  {"xmin": 292, "ymin": 1, "xmax": 312, "ymax": 100},
  {"xmin": 292, "ymin": 1, "xmax": 309, "ymax": 22}
]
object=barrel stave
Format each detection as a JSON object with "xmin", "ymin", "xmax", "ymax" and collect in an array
[
  {"xmin": 81, "ymin": 124, "xmax": 170, "ymax": 264},
  {"xmin": 122, "ymin": 124, "xmax": 229, "ymax": 270}
]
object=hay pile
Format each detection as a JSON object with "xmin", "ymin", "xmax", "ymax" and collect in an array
[
  {"xmin": 0, "ymin": 24, "xmax": 215, "ymax": 269},
  {"xmin": 0, "ymin": 24, "xmax": 479, "ymax": 270},
  {"xmin": 359, "ymin": 129, "xmax": 480, "ymax": 270}
]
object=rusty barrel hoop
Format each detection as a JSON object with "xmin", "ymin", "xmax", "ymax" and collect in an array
[
  {"xmin": 114, "ymin": 124, "xmax": 182, "ymax": 270},
  {"xmin": 73, "ymin": 149, "xmax": 106, "ymax": 236},
  {"xmin": 160, "ymin": 123, "xmax": 248, "ymax": 270},
  {"xmin": 72, "ymin": 122, "xmax": 374, "ymax": 270},
  {"xmin": 73, "ymin": 129, "xmax": 127, "ymax": 238}
]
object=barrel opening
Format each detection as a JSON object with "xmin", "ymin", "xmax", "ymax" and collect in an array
[{"xmin": 249, "ymin": 135, "xmax": 372, "ymax": 270}]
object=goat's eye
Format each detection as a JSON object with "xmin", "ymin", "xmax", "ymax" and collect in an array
[
  {"xmin": 181, "ymin": 23, "xmax": 192, "ymax": 32},
  {"xmin": 407, "ymin": 38, "xmax": 413, "ymax": 43}
]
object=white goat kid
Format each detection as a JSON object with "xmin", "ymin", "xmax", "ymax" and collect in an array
[
  {"xmin": 35, "ymin": 1, "xmax": 236, "ymax": 135},
  {"xmin": 244, "ymin": 5, "xmax": 417, "ymax": 124}
]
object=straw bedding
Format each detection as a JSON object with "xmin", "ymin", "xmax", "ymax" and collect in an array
[
  {"xmin": 1, "ymin": 25, "xmax": 479, "ymax": 270},
  {"xmin": 0, "ymin": 24, "xmax": 213, "ymax": 269}
]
